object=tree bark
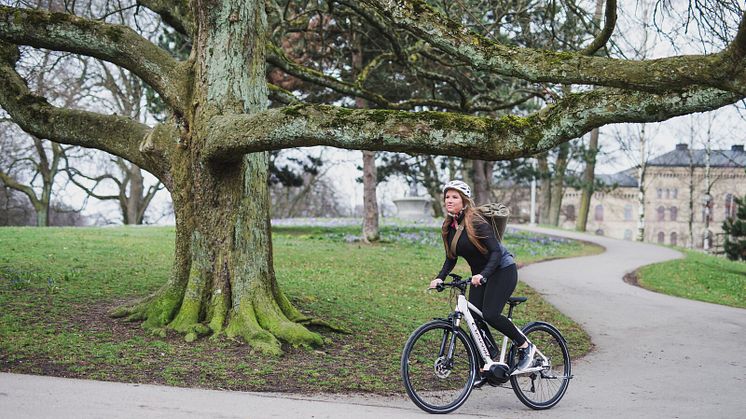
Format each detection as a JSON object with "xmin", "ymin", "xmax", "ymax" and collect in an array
[
  {"xmin": 420, "ymin": 156, "xmax": 443, "ymax": 217},
  {"xmin": 576, "ymin": 128, "xmax": 599, "ymax": 231},
  {"xmin": 110, "ymin": 0, "xmax": 328, "ymax": 353},
  {"xmin": 636, "ymin": 126, "xmax": 647, "ymax": 242},
  {"xmin": 362, "ymin": 150, "xmax": 380, "ymax": 242},
  {"xmin": 537, "ymin": 153, "xmax": 551, "ymax": 224},
  {"xmin": 353, "ymin": 30, "xmax": 379, "ymax": 242},
  {"xmin": 548, "ymin": 143, "xmax": 569, "ymax": 226},
  {"xmin": 472, "ymin": 160, "xmax": 494, "ymax": 205}
]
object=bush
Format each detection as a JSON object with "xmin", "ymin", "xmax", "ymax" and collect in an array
[{"xmin": 722, "ymin": 195, "xmax": 746, "ymax": 261}]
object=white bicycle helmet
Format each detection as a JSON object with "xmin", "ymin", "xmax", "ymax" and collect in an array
[{"xmin": 442, "ymin": 180, "xmax": 472, "ymax": 199}]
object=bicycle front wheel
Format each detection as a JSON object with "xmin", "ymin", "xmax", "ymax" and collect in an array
[
  {"xmin": 401, "ymin": 320, "xmax": 477, "ymax": 414},
  {"xmin": 508, "ymin": 322, "xmax": 571, "ymax": 410}
]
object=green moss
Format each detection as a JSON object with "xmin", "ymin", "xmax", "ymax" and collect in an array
[
  {"xmin": 280, "ymin": 103, "xmax": 306, "ymax": 118},
  {"xmin": 207, "ymin": 291, "xmax": 229, "ymax": 333},
  {"xmin": 496, "ymin": 114, "xmax": 530, "ymax": 130},
  {"xmin": 225, "ymin": 297, "xmax": 282, "ymax": 356},
  {"xmin": 254, "ymin": 296, "xmax": 322, "ymax": 348}
]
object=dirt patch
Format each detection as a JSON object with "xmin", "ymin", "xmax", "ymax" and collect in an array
[
  {"xmin": 623, "ymin": 270, "xmax": 640, "ymax": 286},
  {"xmin": 1, "ymin": 296, "xmax": 402, "ymax": 395}
]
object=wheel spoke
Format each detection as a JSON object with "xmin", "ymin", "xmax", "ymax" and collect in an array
[
  {"xmin": 510, "ymin": 324, "xmax": 571, "ymax": 410},
  {"xmin": 402, "ymin": 321, "xmax": 475, "ymax": 413}
]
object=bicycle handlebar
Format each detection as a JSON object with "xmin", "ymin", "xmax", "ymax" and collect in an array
[{"xmin": 434, "ymin": 273, "xmax": 485, "ymax": 292}]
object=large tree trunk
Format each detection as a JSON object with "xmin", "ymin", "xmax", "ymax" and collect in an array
[
  {"xmin": 111, "ymin": 0, "xmax": 326, "ymax": 354},
  {"xmin": 576, "ymin": 128, "xmax": 599, "ymax": 231}
]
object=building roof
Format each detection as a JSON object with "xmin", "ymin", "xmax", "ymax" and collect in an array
[
  {"xmin": 647, "ymin": 144, "xmax": 746, "ymax": 168},
  {"xmin": 598, "ymin": 171, "xmax": 637, "ymax": 188}
]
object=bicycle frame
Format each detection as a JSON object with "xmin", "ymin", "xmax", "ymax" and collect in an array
[{"xmin": 453, "ymin": 293, "xmax": 548, "ymax": 374}]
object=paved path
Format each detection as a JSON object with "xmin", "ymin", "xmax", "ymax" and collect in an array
[{"xmin": 2, "ymin": 228, "xmax": 745, "ymax": 418}]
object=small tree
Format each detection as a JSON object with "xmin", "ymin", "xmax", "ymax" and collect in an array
[{"xmin": 723, "ymin": 194, "xmax": 746, "ymax": 261}]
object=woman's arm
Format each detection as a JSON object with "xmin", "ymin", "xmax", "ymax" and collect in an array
[{"xmin": 436, "ymin": 256, "xmax": 457, "ymax": 281}]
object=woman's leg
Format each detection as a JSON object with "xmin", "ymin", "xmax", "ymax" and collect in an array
[{"xmin": 481, "ymin": 264, "xmax": 527, "ymax": 346}]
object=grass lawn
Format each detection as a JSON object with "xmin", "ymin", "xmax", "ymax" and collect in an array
[
  {"xmin": 636, "ymin": 249, "xmax": 746, "ymax": 309},
  {"xmin": 0, "ymin": 225, "xmax": 600, "ymax": 393}
]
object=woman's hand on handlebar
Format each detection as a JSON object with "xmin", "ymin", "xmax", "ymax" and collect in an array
[
  {"xmin": 471, "ymin": 274, "xmax": 484, "ymax": 287},
  {"xmin": 429, "ymin": 278, "xmax": 444, "ymax": 289}
]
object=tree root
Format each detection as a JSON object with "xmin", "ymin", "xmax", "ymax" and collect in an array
[
  {"xmin": 109, "ymin": 283, "xmax": 184, "ymax": 330},
  {"xmin": 274, "ymin": 285, "xmax": 350, "ymax": 334},
  {"xmin": 110, "ymin": 277, "xmax": 344, "ymax": 354}
]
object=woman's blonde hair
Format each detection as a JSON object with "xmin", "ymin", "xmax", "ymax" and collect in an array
[{"xmin": 441, "ymin": 189, "xmax": 487, "ymax": 258}]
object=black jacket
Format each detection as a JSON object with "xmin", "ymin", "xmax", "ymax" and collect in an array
[{"xmin": 436, "ymin": 212, "xmax": 515, "ymax": 280}]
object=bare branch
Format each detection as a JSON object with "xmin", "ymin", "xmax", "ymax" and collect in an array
[
  {"xmin": 0, "ymin": 40, "xmax": 169, "ymax": 180},
  {"xmin": 0, "ymin": 5, "xmax": 188, "ymax": 114},
  {"xmin": 0, "ymin": 168, "xmax": 37, "ymax": 201},
  {"xmin": 581, "ymin": 0, "xmax": 617, "ymax": 56},
  {"xmin": 203, "ymin": 87, "xmax": 741, "ymax": 163}
]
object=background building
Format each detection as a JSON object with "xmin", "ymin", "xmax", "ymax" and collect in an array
[{"xmin": 501, "ymin": 144, "xmax": 746, "ymax": 250}]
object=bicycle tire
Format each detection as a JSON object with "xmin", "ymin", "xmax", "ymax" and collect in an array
[
  {"xmin": 401, "ymin": 320, "xmax": 477, "ymax": 414},
  {"xmin": 508, "ymin": 322, "xmax": 571, "ymax": 410}
]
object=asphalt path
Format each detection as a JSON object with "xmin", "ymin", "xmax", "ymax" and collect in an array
[{"xmin": 2, "ymin": 226, "xmax": 744, "ymax": 418}]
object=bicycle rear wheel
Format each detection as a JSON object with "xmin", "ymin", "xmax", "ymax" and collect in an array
[
  {"xmin": 508, "ymin": 322, "xmax": 571, "ymax": 410},
  {"xmin": 401, "ymin": 320, "xmax": 477, "ymax": 414}
]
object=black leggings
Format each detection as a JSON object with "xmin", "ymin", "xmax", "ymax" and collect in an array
[{"xmin": 469, "ymin": 263, "xmax": 526, "ymax": 346}]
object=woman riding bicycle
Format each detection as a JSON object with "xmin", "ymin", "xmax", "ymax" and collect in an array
[{"xmin": 429, "ymin": 180, "xmax": 534, "ymax": 374}]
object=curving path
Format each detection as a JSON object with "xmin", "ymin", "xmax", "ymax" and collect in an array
[
  {"xmin": 459, "ymin": 226, "xmax": 746, "ymax": 418},
  {"xmin": 2, "ymin": 227, "xmax": 745, "ymax": 418}
]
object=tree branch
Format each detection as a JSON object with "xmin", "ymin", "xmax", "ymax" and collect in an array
[
  {"xmin": 136, "ymin": 0, "xmax": 194, "ymax": 37},
  {"xmin": 0, "ymin": 169, "xmax": 37, "ymax": 202},
  {"xmin": 580, "ymin": 0, "xmax": 617, "ymax": 56},
  {"xmin": 360, "ymin": 0, "xmax": 746, "ymax": 95},
  {"xmin": 0, "ymin": 6, "xmax": 188, "ymax": 115},
  {"xmin": 203, "ymin": 87, "xmax": 741, "ymax": 163},
  {"xmin": 0, "ymin": 40, "xmax": 170, "ymax": 181},
  {"xmin": 268, "ymin": 42, "xmax": 533, "ymax": 112}
]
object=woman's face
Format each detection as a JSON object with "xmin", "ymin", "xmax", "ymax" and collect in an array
[{"xmin": 444, "ymin": 189, "xmax": 464, "ymax": 214}]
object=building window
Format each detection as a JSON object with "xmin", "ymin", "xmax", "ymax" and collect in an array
[
  {"xmin": 657, "ymin": 232, "xmax": 665, "ymax": 244},
  {"xmin": 656, "ymin": 188, "xmax": 663, "ymax": 199},
  {"xmin": 565, "ymin": 205, "xmax": 576, "ymax": 222},
  {"xmin": 672, "ymin": 188, "xmax": 678, "ymax": 199},
  {"xmin": 595, "ymin": 229, "xmax": 604, "ymax": 236},
  {"xmin": 665, "ymin": 188, "xmax": 670, "ymax": 199},
  {"xmin": 725, "ymin": 193, "xmax": 736, "ymax": 219},
  {"xmin": 670, "ymin": 232, "xmax": 678, "ymax": 246},
  {"xmin": 594, "ymin": 205, "xmax": 604, "ymax": 222},
  {"xmin": 657, "ymin": 206, "xmax": 666, "ymax": 221},
  {"xmin": 624, "ymin": 205, "xmax": 634, "ymax": 221},
  {"xmin": 670, "ymin": 206, "xmax": 678, "ymax": 222},
  {"xmin": 624, "ymin": 229, "xmax": 633, "ymax": 240}
]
